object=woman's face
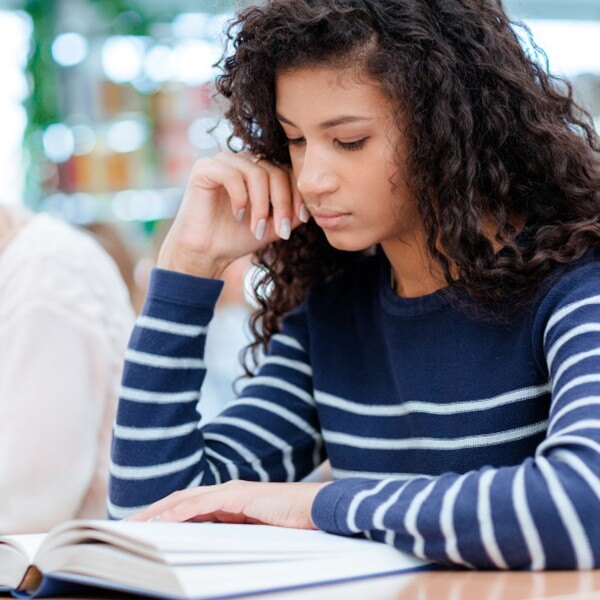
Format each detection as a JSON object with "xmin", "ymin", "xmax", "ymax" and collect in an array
[{"xmin": 275, "ymin": 66, "xmax": 419, "ymax": 252}]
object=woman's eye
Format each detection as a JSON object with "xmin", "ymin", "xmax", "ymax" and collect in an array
[
  {"xmin": 335, "ymin": 138, "xmax": 369, "ymax": 151},
  {"xmin": 286, "ymin": 137, "xmax": 369, "ymax": 151}
]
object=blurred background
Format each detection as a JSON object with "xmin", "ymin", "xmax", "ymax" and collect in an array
[
  {"xmin": 0, "ymin": 0, "xmax": 598, "ymax": 417},
  {"xmin": 0, "ymin": 0, "xmax": 257, "ymax": 315}
]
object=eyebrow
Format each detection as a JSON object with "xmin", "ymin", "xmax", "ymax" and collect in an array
[{"xmin": 276, "ymin": 113, "xmax": 373, "ymax": 129}]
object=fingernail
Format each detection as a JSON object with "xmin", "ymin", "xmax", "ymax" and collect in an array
[
  {"xmin": 279, "ymin": 218, "xmax": 291, "ymax": 240},
  {"xmin": 148, "ymin": 515, "xmax": 161, "ymax": 523},
  {"xmin": 299, "ymin": 203, "xmax": 310, "ymax": 223},
  {"xmin": 235, "ymin": 208, "xmax": 246, "ymax": 222},
  {"xmin": 255, "ymin": 219, "xmax": 266, "ymax": 240}
]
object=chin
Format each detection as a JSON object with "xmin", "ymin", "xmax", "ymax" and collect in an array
[{"xmin": 323, "ymin": 232, "xmax": 377, "ymax": 253}]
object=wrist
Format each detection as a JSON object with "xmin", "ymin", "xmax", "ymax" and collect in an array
[
  {"xmin": 157, "ymin": 245, "xmax": 230, "ymax": 279},
  {"xmin": 308, "ymin": 481, "xmax": 334, "ymax": 529}
]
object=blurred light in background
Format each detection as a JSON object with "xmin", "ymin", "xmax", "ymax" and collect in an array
[
  {"xmin": 71, "ymin": 124, "xmax": 96, "ymax": 155},
  {"xmin": 188, "ymin": 117, "xmax": 220, "ymax": 151},
  {"xmin": 106, "ymin": 119, "xmax": 149, "ymax": 153},
  {"xmin": 172, "ymin": 12, "xmax": 212, "ymax": 38},
  {"xmin": 102, "ymin": 36, "xmax": 147, "ymax": 83},
  {"xmin": 42, "ymin": 123, "xmax": 74, "ymax": 163},
  {"xmin": 143, "ymin": 44, "xmax": 173, "ymax": 82},
  {"xmin": 102, "ymin": 34, "xmax": 220, "ymax": 87},
  {"xmin": 112, "ymin": 189, "xmax": 160, "ymax": 221},
  {"xmin": 171, "ymin": 40, "xmax": 220, "ymax": 85},
  {"xmin": 42, "ymin": 191, "xmax": 98, "ymax": 224},
  {"xmin": 523, "ymin": 20, "xmax": 600, "ymax": 76},
  {"xmin": 111, "ymin": 188, "xmax": 181, "ymax": 222},
  {"xmin": 172, "ymin": 12, "xmax": 231, "ymax": 41},
  {"xmin": 51, "ymin": 32, "xmax": 89, "ymax": 67}
]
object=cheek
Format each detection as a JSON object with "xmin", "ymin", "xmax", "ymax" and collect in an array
[
  {"xmin": 357, "ymin": 161, "xmax": 399, "ymax": 218},
  {"xmin": 288, "ymin": 155, "xmax": 300, "ymax": 179}
]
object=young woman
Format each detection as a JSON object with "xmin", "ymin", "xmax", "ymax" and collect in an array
[{"xmin": 109, "ymin": 0, "xmax": 600, "ymax": 570}]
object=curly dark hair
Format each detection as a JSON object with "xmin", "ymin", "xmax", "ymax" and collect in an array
[{"xmin": 213, "ymin": 0, "xmax": 600, "ymax": 376}]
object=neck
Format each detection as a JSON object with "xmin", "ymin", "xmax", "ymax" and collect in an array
[
  {"xmin": 381, "ymin": 228, "xmax": 446, "ymax": 298},
  {"xmin": 382, "ymin": 217, "xmax": 527, "ymax": 298}
]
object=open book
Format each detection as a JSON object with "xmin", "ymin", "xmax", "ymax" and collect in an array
[{"xmin": 0, "ymin": 520, "xmax": 433, "ymax": 599}]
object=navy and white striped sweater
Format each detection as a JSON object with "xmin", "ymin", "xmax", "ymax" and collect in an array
[{"xmin": 109, "ymin": 247, "xmax": 600, "ymax": 570}]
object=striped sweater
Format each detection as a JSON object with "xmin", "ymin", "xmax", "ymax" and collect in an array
[{"xmin": 109, "ymin": 247, "xmax": 600, "ymax": 570}]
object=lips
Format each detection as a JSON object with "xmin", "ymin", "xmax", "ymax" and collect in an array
[
  {"xmin": 312, "ymin": 210, "xmax": 348, "ymax": 218},
  {"xmin": 312, "ymin": 212, "xmax": 351, "ymax": 229}
]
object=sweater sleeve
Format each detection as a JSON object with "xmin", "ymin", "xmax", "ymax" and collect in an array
[
  {"xmin": 108, "ymin": 268, "xmax": 324, "ymax": 519},
  {"xmin": 312, "ymin": 260, "xmax": 600, "ymax": 570}
]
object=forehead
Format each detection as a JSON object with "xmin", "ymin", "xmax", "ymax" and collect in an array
[{"xmin": 275, "ymin": 66, "xmax": 389, "ymax": 124}]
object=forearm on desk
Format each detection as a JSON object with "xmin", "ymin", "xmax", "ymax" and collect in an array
[{"xmin": 109, "ymin": 268, "xmax": 325, "ymax": 519}]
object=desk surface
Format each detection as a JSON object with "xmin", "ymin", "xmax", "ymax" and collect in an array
[
  {"xmin": 268, "ymin": 570, "xmax": 600, "ymax": 600},
  {"xmin": 45, "ymin": 570, "xmax": 600, "ymax": 600}
]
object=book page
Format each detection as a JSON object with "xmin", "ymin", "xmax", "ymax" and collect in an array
[
  {"xmin": 0, "ymin": 534, "xmax": 45, "ymax": 590},
  {"xmin": 175, "ymin": 549, "xmax": 429, "ymax": 597},
  {"xmin": 3, "ymin": 534, "xmax": 46, "ymax": 561},
  {"xmin": 43, "ymin": 519, "xmax": 387, "ymax": 557},
  {"xmin": 36, "ymin": 535, "xmax": 430, "ymax": 599}
]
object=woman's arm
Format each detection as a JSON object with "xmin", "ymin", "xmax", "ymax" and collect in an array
[
  {"xmin": 0, "ymin": 305, "xmax": 106, "ymax": 533},
  {"xmin": 108, "ymin": 268, "xmax": 324, "ymax": 519},
  {"xmin": 311, "ymin": 264, "xmax": 600, "ymax": 570}
]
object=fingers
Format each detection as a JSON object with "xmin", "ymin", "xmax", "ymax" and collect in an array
[
  {"xmin": 155, "ymin": 491, "xmax": 225, "ymax": 523},
  {"xmin": 127, "ymin": 487, "xmax": 208, "ymax": 522},
  {"xmin": 189, "ymin": 511, "xmax": 265, "ymax": 525},
  {"xmin": 190, "ymin": 157, "xmax": 248, "ymax": 216},
  {"xmin": 257, "ymin": 160, "xmax": 293, "ymax": 240},
  {"xmin": 288, "ymin": 168, "xmax": 310, "ymax": 225},
  {"xmin": 218, "ymin": 153, "xmax": 271, "ymax": 240},
  {"xmin": 127, "ymin": 481, "xmax": 248, "ymax": 523},
  {"xmin": 217, "ymin": 152, "xmax": 307, "ymax": 241}
]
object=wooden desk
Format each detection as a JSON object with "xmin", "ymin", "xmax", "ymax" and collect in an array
[
  {"xmin": 267, "ymin": 570, "xmax": 600, "ymax": 599},
  {"xmin": 45, "ymin": 570, "xmax": 600, "ymax": 600}
]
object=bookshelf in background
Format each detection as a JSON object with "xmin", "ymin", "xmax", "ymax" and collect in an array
[{"xmin": 23, "ymin": 0, "xmax": 238, "ymax": 229}]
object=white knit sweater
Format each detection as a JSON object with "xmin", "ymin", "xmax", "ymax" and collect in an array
[{"xmin": 0, "ymin": 213, "xmax": 135, "ymax": 533}]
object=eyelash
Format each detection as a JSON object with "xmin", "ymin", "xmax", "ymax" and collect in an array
[{"xmin": 286, "ymin": 137, "xmax": 368, "ymax": 152}]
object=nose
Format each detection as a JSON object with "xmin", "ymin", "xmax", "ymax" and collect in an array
[{"xmin": 295, "ymin": 146, "xmax": 338, "ymax": 199}]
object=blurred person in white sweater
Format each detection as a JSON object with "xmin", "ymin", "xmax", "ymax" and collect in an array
[{"xmin": 0, "ymin": 205, "xmax": 135, "ymax": 533}]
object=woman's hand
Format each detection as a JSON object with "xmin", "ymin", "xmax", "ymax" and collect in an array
[
  {"xmin": 127, "ymin": 481, "xmax": 330, "ymax": 529},
  {"xmin": 158, "ymin": 151, "xmax": 309, "ymax": 279}
]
